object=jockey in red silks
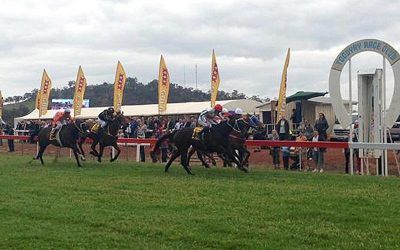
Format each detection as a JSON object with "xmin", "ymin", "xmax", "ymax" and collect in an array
[
  {"xmin": 197, "ymin": 104, "xmax": 224, "ymax": 128},
  {"xmin": 50, "ymin": 109, "xmax": 72, "ymax": 139}
]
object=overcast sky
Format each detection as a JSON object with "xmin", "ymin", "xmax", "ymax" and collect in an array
[{"xmin": 1, "ymin": 0, "xmax": 399, "ymax": 101}]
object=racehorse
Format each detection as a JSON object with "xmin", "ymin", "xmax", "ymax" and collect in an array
[
  {"xmin": 33, "ymin": 120, "xmax": 87, "ymax": 167},
  {"xmin": 151, "ymin": 116, "xmax": 243, "ymax": 175},
  {"xmin": 187, "ymin": 115, "xmax": 261, "ymax": 168},
  {"xmin": 79, "ymin": 112, "xmax": 125, "ymax": 163}
]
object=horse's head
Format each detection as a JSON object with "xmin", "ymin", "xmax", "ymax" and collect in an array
[
  {"xmin": 235, "ymin": 115, "xmax": 263, "ymax": 136},
  {"xmin": 114, "ymin": 112, "xmax": 126, "ymax": 125}
]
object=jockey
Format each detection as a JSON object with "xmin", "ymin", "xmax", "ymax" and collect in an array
[
  {"xmin": 50, "ymin": 109, "xmax": 72, "ymax": 139},
  {"xmin": 234, "ymin": 107, "xmax": 244, "ymax": 118},
  {"xmin": 98, "ymin": 107, "xmax": 115, "ymax": 133},
  {"xmin": 198, "ymin": 104, "xmax": 224, "ymax": 128}
]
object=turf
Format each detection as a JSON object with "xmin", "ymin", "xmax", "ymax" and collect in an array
[{"xmin": 0, "ymin": 155, "xmax": 400, "ymax": 249}]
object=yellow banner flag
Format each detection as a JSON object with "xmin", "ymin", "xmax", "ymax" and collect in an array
[
  {"xmin": 0, "ymin": 90, "xmax": 3, "ymax": 118},
  {"xmin": 113, "ymin": 61, "xmax": 126, "ymax": 112},
  {"xmin": 73, "ymin": 66, "xmax": 87, "ymax": 116},
  {"xmin": 158, "ymin": 55, "xmax": 170, "ymax": 113},
  {"xmin": 210, "ymin": 49, "xmax": 221, "ymax": 107},
  {"xmin": 39, "ymin": 69, "xmax": 52, "ymax": 117},
  {"xmin": 35, "ymin": 90, "xmax": 41, "ymax": 110},
  {"xmin": 277, "ymin": 48, "xmax": 290, "ymax": 120}
]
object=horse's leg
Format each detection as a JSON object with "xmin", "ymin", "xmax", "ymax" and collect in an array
[
  {"xmin": 218, "ymin": 145, "xmax": 247, "ymax": 172},
  {"xmin": 165, "ymin": 150, "xmax": 180, "ymax": 172},
  {"xmin": 35, "ymin": 144, "xmax": 48, "ymax": 165},
  {"xmin": 78, "ymin": 139, "xmax": 86, "ymax": 161},
  {"xmin": 180, "ymin": 147, "xmax": 193, "ymax": 175},
  {"xmin": 97, "ymin": 144, "xmax": 104, "ymax": 163},
  {"xmin": 195, "ymin": 150, "xmax": 210, "ymax": 168},
  {"xmin": 71, "ymin": 145, "xmax": 82, "ymax": 167},
  {"xmin": 242, "ymin": 147, "xmax": 250, "ymax": 168},
  {"xmin": 110, "ymin": 143, "xmax": 121, "ymax": 162},
  {"xmin": 90, "ymin": 138, "xmax": 99, "ymax": 157}
]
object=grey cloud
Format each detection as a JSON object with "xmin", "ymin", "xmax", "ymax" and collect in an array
[{"xmin": 0, "ymin": 0, "xmax": 400, "ymax": 101}]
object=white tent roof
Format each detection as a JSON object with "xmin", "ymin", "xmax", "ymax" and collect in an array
[{"xmin": 15, "ymin": 99, "xmax": 262, "ymax": 121}]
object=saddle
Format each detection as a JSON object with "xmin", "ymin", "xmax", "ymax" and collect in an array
[
  {"xmin": 91, "ymin": 122, "xmax": 101, "ymax": 133},
  {"xmin": 192, "ymin": 126, "xmax": 204, "ymax": 140},
  {"xmin": 50, "ymin": 126, "xmax": 64, "ymax": 147}
]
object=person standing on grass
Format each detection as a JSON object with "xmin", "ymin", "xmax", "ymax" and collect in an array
[
  {"xmin": 137, "ymin": 119, "xmax": 147, "ymax": 162},
  {"xmin": 270, "ymin": 129, "xmax": 280, "ymax": 169},
  {"xmin": 4, "ymin": 123, "xmax": 14, "ymax": 152},
  {"xmin": 312, "ymin": 130, "xmax": 326, "ymax": 173},
  {"xmin": 276, "ymin": 115, "xmax": 290, "ymax": 140},
  {"xmin": 314, "ymin": 113, "xmax": 329, "ymax": 140},
  {"xmin": 282, "ymin": 146, "xmax": 290, "ymax": 170}
]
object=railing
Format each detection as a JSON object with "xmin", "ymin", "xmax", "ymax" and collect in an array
[{"xmin": 2, "ymin": 135, "xmax": 400, "ymax": 176}]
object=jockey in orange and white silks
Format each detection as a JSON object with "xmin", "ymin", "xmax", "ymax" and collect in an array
[
  {"xmin": 50, "ymin": 109, "xmax": 72, "ymax": 138},
  {"xmin": 52, "ymin": 109, "xmax": 72, "ymax": 129},
  {"xmin": 198, "ymin": 104, "xmax": 224, "ymax": 127}
]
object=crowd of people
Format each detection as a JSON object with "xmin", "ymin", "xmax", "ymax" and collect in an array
[{"xmin": 268, "ymin": 112, "xmax": 329, "ymax": 173}]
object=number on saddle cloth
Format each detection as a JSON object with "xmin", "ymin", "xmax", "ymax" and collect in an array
[
  {"xmin": 192, "ymin": 126, "xmax": 204, "ymax": 140},
  {"xmin": 91, "ymin": 123, "xmax": 100, "ymax": 133}
]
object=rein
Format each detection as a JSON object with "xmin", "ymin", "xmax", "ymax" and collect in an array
[
  {"xmin": 73, "ymin": 121, "xmax": 85, "ymax": 134},
  {"xmin": 227, "ymin": 120, "xmax": 241, "ymax": 133}
]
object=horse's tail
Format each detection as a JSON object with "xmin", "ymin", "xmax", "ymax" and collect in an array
[{"xmin": 151, "ymin": 130, "xmax": 175, "ymax": 155}]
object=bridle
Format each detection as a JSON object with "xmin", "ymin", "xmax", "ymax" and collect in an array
[{"xmin": 226, "ymin": 118, "xmax": 241, "ymax": 133}]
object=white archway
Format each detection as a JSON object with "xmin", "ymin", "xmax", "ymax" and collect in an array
[{"xmin": 329, "ymin": 39, "xmax": 400, "ymax": 127}]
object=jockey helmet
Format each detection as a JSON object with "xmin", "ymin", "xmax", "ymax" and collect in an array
[
  {"xmin": 234, "ymin": 108, "xmax": 243, "ymax": 115},
  {"xmin": 108, "ymin": 107, "xmax": 115, "ymax": 113},
  {"xmin": 64, "ymin": 108, "xmax": 71, "ymax": 113},
  {"xmin": 214, "ymin": 104, "xmax": 223, "ymax": 112}
]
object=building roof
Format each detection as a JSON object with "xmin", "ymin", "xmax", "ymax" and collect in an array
[{"xmin": 15, "ymin": 99, "xmax": 262, "ymax": 121}]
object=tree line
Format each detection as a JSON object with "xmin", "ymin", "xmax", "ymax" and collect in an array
[{"xmin": 3, "ymin": 77, "xmax": 267, "ymax": 123}]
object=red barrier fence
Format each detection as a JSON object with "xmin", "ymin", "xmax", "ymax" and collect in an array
[{"xmin": 0, "ymin": 135, "xmax": 349, "ymax": 149}]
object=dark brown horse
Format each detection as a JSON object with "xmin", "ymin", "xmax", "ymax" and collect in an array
[
  {"xmin": 33, "ymin": 121, "xmax": 87, "ymax": 167},
  {"xmin": 79, "ymin": 113, "xmax": 125, "ymax": 163},
  {"xmin": 151, "ymin": 117, "xmax": 243, "ymax": 175},
  {"xmin": 187, "ymin": 115, "xmax": 261, "ymax": 169}
]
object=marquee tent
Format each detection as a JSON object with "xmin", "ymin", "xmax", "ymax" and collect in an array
[{"xmin": 15, "ymin": 99, "xmax": 262, "ymax": 123}]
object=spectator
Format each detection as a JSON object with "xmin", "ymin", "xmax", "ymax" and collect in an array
[
  {"xmin": 190, "ymin": 116, "xmax": 197, "ymax": 128},
  {"xmin": 275, "ymin": 115, "xmax": 290, "ymax": 140},
  {"xmin": 270, "ymin": 129, "xmax": 280, "ymax": 169},
  {"xmin": 129, "ymin": 118, "xmax": 138, "ymax": 138},
  {"xmin": 4, "ymin": 124, "xmax": 15, "ymax": 152},
  {"xmin": 182, "ymin": 117, "xmax": 192, "ymax": 128},
  {"xmin": 153, "ymin": 124, "xmax": 168, "ymax": 163},
  {"xmin": 0, "ymin": 126, "xmax": 3, "ymax": 147},
  {"xmin": 167, "ymin": 117, "xmax": 176, "ymax": 132},
  {"xmin": 303, "ymin": 120, "xmax": 314, "ymax": 140},
  {"xmin": 282, "ymin": 146, "xmax": 290, "ymax": 170},
  {"xmin": 290, "ymin": 108, "xmax": 300, "ymax": 130},
  {"xmin": 137, "ymin": 119, "xmax": 147, "ymax": 162},
  {"xmin": 174, "ymin": 119, "xmax": 183, "ymax": 130},
  {"xmin": 295, "ymin": 131, "xmax": 309, "ymax": 170},
  {"xmin": 312, "ymin": 130, "xmax": 326, "ymax": 173},
  {"xmin": 314, "ymin": 112, "xmax": 329, "ymax": 140}
]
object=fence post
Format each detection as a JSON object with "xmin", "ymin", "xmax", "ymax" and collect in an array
[{"xmin": 136, "ymin": 144, "xmax": 140, "ymax": 162}]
